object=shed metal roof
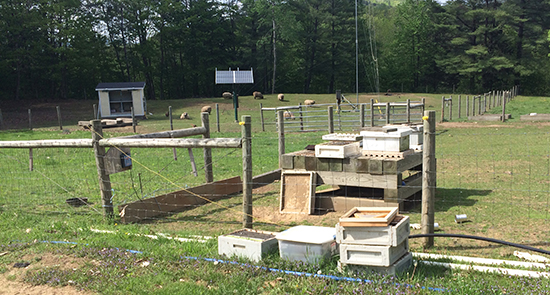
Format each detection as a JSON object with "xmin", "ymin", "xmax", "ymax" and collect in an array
[{"xmin": 96, "ymin": 82, "xmax": 146, "ymax": 91}]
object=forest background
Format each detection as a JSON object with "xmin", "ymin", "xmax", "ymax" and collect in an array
[{"xmin": 1, "ymin": 0, "xmax": 549, "ymax": 102}]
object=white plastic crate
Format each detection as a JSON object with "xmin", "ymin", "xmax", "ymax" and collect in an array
[
  {"xmin": 339, "ymin": 240, "xmax": 409, "ymax": 267},
  {"xmin": 336, "ymin": 215, "xmax": 410, "ymax": 247},
  {"xmin": 315, "ymin": 141, "xmax": 361, "ymax": 159},
  {"xmin": 338, "ymin": 252, "xmax": 412, "ymax": 275},
  {"xmin": 360, "ymin": 129, "xmax": 411, "ymax": 152},
  {"xmin": 276, "ymin": 225, "xmax": 337, "ymax": 264},
  {"xmin": 218, "ymin": 229, "xmax": 278, "ymax": 262}
]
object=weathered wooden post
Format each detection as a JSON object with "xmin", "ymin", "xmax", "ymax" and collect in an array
[
  {"xmin": 478, "ymin": 94, "xmax": 482, "ymax": 115},
  {"xmin": 29, "ymin": 148, "xmax": 33, "ymax": 171},
  {"xmin": 277, "ymin": 110, "xmax": 285, "ymax": 168},
  {"xmin": 242, "ymin": 115, "xmax": 253, "ymax": 229},
  {"xmin": 259, "ymin": 103, "xmax": 265, "ymax": 132},
  {"xmin": 131, "ymin": 107, "xmax": 136, "ymax": 133},
  {"xmin": 202, "ymin": 112, "xmax": 213, "ymax": 183},
  {"xmin": 360, "ymin": 104, "xmax": 366, "ymax": 128},
  {"xmin": 449, "ymin": 96, "xmax": 453, "ymax": 121},
  {"xmin": 422, "ymin": 110, "xmax": 436, "ymax": 248},
  {"xmin": 328, "ymin": 106, "xmax": 334, "ymax": 134},
  {"xmin": 92, "ymin": 120, "xmax": 113, "ymax": 219},
  {"xmin": 370, "ymin": 99, "xmax": 375, "ymax": 127},
  {"xmin": 502, "ymin": 93, "xmax": 506, "ymax": 122},
  {"xmin": 440, "ymin": 96, "xmax": 445, "ymax": 123},
  {"xmin": 422, "ymin": 97, "xmax": 426, "ymax": 115},
  {"xmin": 28, "ymin": 109, "xmax": 32, "ymax": 130},
  {"xmin": 458, "ymin": 95, "xmax": 461, "ymax": 119},
  {"xmin": 483, "ymin": 94, "xmax": 486, "ymax": 114},
  {"xmin": 466, "ymin": 96, "xmax": 470, "ymax": 117},
  {"xmin": 216, "ymin": 103, "xmax": 220, "ymax": 132},
  {"xmin": 472, "ymin": 96, "xmax": 476, "ymax": 116},
  {"xmin": 56, "ymin": 106, "xmax": 63, "ymax": 130},
  {"xmin": 93, "ymin": 104, "xmax": 98, "ymax": 119},
  {"xmin": 168, "ymin": 106, "xmax": 177, "ymax": 161},
  {"xmin": 406, "ymin": 99, "xmax": 411, "ymax": 123},
  {"xmin": 385, "ymin": 102, "xmax": 390, "ymax": 125}
]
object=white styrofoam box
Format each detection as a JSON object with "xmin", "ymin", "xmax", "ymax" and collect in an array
[
  {"xmin": 315, "ymin": 141, "xmax": 361, "ymax": 159},
  {"xmin": 383, "ymin": 125, "xmax": 423, "ymax": 149},
  {"xmin": 339, "ymin": 240, "xmax": 409, "ymax": 267},
  {"xmin": 322, "ymin": 133, "xmax": 363, "ymax": 141},
  {"xmin": 338, "ymin": 252, "xmax": 412, "ymax": 275},
  {"xmin": 276, "ymin": 225, "xmax": 337, "ymax": 264},
  {"xmin": 336, "ymin": 215, "xmax": 410, "ymax": 247},
  {"xmin": 360, "ymin": 129, "xmax": 411, "ymax": 152},
  {"xmin": 218, "ymin": 229, "xmax": 278, "ymax": 262}
]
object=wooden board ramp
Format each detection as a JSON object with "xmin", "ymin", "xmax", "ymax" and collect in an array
[{"xmin": 119, "ymin": 176, "xmax": 242, "ymax": 223}]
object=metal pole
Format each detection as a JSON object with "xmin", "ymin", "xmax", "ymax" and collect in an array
[
  {"xmin": 260, "ymin": 103, "xmax": 265, "ymax": 132},
  {"xmin": 422, "ymin": 110, "xmax": 436, "ymax": 248},
  {"xmin": 131, "ymin": 107, "xmax": 136, "ymax": 133},
  {"xmin": 360, "ymin": 104, "xmax": 365, "ymax": 128},
  {"xmin": 328, "ymin": 106, "xmax": 334, "ymax": 134},
  {"xmin": 385, "ymin": 102, "xmax": 390, "ymax": 125},
  {"xmin": 242, "ymin": 115, "xmax": 253, "ymax": 228},
  {"xmin": 370, "ymin": 99, "xmax": 375, "ymax": 127},
  {"xmin": 440, "ymin": 97, "xmax": 444, "ymax": 123},
  {"xmin": 216, "ymin": 103, "xmax": 220, "ymax": 132},
  {"xmin": 449, "ymin": 96, "xmax": 452, "ymax": 121},
  {"xmin": 406, "ymin": 99, "xmax": 411, "ymax": 124}
]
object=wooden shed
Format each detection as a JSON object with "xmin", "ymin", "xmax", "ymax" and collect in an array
[{"xmin": 95, "ymin": 82, "xmax": 146, "ymax": 118}]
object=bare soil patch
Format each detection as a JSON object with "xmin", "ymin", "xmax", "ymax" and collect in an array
[{"xmin": 0, "ymin": 253, "xmax": 95, "ymax": 295}]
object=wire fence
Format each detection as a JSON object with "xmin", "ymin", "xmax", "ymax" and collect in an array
[{"xmin": 1, "ymin": 107, "xmax": 550, "ymax": 255}]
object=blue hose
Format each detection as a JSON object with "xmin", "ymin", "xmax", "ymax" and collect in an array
[{"xmin": 31, "ymin": 240, "xmax": 446, "ymax": 292}]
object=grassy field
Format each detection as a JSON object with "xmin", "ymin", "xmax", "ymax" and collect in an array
[{"xmin": 2, "ymin": 92, "xmax": 550, "ymax": 294}]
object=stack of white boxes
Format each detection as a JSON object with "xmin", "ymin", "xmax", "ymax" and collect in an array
[{"xmin": 336, "ymin": 214, "xmax": 412, "ymax": 275}]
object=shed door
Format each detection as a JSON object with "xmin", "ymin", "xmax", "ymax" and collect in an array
[{"xmin": 109, "ymin": 91, "xmax": 133, "ymax": 114}]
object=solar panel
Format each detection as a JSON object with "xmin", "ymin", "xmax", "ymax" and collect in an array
[{"xmin": 215, "ymin": 68, "xmax": 254, "ymax": 84}]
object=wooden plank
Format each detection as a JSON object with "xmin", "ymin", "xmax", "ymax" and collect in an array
[
  {"xmin": 99, "ymin": 138, "xmax": 242, "ymax": 148},
  {"xmin": 279, "ymin": 171, "xmax": 316, "ymax": 214},
  {"xmin": 252, "ymin": 169, "xmax": 281, "ymax": 189},
  {"xmin": 339, "ymin": 207, "xmax": 398, "ymax": 227},
  {"xmin": 316, "ymin": 171, "xmax": 399, "ymax": 189},
  {"xmin": 317, "ymin": 196, "xmax": 399, "ymax": 212},
  {"xmin": 119, "ymin": 176, "xmax": 242, "ymax": 223}
]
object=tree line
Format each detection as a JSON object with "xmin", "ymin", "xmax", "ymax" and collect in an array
[{"xmin": 1, "ymin": 0, "xmax": 549, "ymax": 102}]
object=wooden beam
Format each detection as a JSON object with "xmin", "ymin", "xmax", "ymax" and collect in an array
[
  {"xmin": 119, "ymin": 127, "xmax": 206, "ymax": 139},
  {"xmin": 118, "ymin": 176, "xmax": 242, "ymax": 223},
  {"xmin": 0, "ymin": 139, "xmax": 93, "ymax": 148},
  {"xmin": 99, "ymin": 138, "xmax": 241, "ymax": 148}
]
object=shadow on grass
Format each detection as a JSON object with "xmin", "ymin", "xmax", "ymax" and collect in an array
[{"xmin": 403, "ymin": 188, "xmax": 491, "ymax": 213}]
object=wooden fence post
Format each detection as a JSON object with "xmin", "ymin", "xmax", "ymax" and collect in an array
[
  {"xmin": 28, "ymin": 109, "xmax": 32, "ymax": 130},
  {"xmin": 242, "ymin": 115, "xmax": 253, "ymax": 229},
  {"xmin": 449, "ymin": 96, "xmax": 453, "ymax": 121},
  {"xmin": 406, "ymin": 99, "xmax": 411, "ymax": 123},
  {"xmin": 478, "ymin": 95, "xmax": 482, "ymax": 115},
  {"xmin": 29, "ymin": 148, "xmax": 33, "ymax": 171},
  {"xmin": 92, "ymin": 120, "xmax": 113, "ymax": 219},
  {"xmin": 483, "ymin": 94, "xmax": 486, "ymax": 114},
  {"xmin": 370, "ymin": 99, "xmax": 375, "ymax": 127},
  {"xmin": 466, "ymin": 96, "xmax": 470, "ymax": 117},
  {"xmin": 502, "ymin": 92, "xmax": 506, "ymax": 122},
  {"xmin": 422, "ymin": 110, "xmax": 436, "ymax": 248},
  {"xmin": 440, "ymin": 96, "xmax": 445, "ymax": 123},
  {"xmin": 385, "ymin": 102, "xmax": 390, "ymax": 125},
  {"xmin": 260, "ymin": 103, "xmax": 265, "ymax": 132},
  {"xmin": 168, "ymin": 106, "xmax": 177, "ymax": 161},
  {"xmin": 131, "ymin": 107, "xmax": 136, "ymax": 133},
  {"xmin": 216, "ymin": 103, "xmax": 220, "ymax": 132},
  {"xmin": 328, "ymin": 106, "xmax": 334, "ymax": 134},
  {"xmin": 458, "ymin": 95, "xmax": 461, "ymax": 119},
  {"xmin": 422, "ymin": 97, "xmax": 426, "ymax": 115},
  {"xmin": 278, "ymin": 111, "xmax": 285, "ymax": 168},
  {"xmin": 472, "ymin": 96, "xmax": 476, "ymax": 116},
  {"xmin": 360, "ymin": 103, "xmax": 366, "ymax": 128},
  {"xmin": 202, "ymin": 112, "xmax": 213, "ymax": 183},
  {"xmin": 56, "ymin": 106, "xmax": 63, "ymax": 130}
]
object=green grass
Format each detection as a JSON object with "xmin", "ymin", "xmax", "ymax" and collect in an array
[{"xmin": 2, "ymin": 93, "xmax": 550, "ymax": 293}]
